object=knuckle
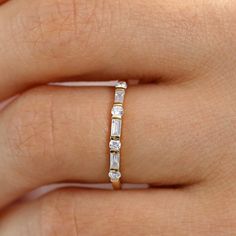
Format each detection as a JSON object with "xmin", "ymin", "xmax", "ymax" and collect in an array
[
  {"xmin": 39, "ymin": 190, "xmax": 122, "ymax": 236},
  {"xmin": 15, "ymin": 0, "xmax": 109, "ymax": 60},
  {"xmin": 5, "ymin": 88, "xmax": 56, "ymax": 175},
  {"xmin": 39, "ymin": 190, "xmax": 81, "ymax": 236}
]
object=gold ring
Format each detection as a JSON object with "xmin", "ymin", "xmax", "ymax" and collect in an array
[{"xmin": 108, "ymin": 81, "xmax": 127, "ymax": 190}]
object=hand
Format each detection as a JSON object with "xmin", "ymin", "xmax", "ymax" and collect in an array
[{"xmin": 0, "ymin": 0, "xmax": 235, "ymax": 235}]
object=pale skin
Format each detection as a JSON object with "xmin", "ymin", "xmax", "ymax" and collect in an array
[{"xmin": 0, "ymin": 0, "xmax": 236, "ymax": 235}]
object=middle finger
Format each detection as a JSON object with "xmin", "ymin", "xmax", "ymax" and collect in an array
[{"xmin": 0, "ymin": 0, "xmax": 234, "ymax": 99}]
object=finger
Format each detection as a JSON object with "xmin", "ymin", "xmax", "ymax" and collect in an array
[
  {"xmin": 0, "ymin": 0, "xmax": 8, "ymax": 4},
  {"xmin": 0, "ymin": 0, "xmax": 235, "ymax": 99},
  {"xmin": 1, "ymin": 83, "xmax": 235, "ymax": 208},
  {"xmin": 0, "ymin": 188, "xmax": 234, "ymax": 235}
]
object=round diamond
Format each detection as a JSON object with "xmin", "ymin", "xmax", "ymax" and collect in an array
[
  {"xmin": 115, "ymin": 81, "xmax": 127, "ymax": 89},
  {"xmin": 109, "ymin": 170, "xmax": 121, "ymax": 181},
  {"xmin": 111, "ymin": 105, "xmax": 123, "ymax": 117},
  {"xmin": 109, "ymin": 140, "xmax": 121, "ymax": 151}
]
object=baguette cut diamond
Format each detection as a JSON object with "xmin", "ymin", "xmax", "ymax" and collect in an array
[
  {"xmin": 109, "ymin": 140, "xmax": 121, "ymax": 151},
  {"xmin": 110, "ymin": 152, "xmax": 120, "ymax": 170},
  {"xmin": 109, "ymin": 170, "xmax": 121, "ymax": 181},
  {"xmin": 115, "ymin": 89, "xmax": 125, "ymax": 103},
  {"xmin": 111, "ymin": 119, "xmax": 122, "ymax": 137},
  {"xmin": 111, "ymin": 105, "xmax": 123, "ymax": 118}
]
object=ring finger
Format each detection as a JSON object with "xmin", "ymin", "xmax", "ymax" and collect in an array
[{"xmin": 0, "ymin": 82, "xmax": 234, "ymax": 208}]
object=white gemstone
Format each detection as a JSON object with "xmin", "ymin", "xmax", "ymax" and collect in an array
[
  {"xmin": 111, "ymin": 105, "xmax": 123, "ymax": 118},
  {"xmin": 111, "ymin": 119, "xmax": 122, "ymax": 137},
  {"xmin": 109, "ymin": 170, "xmax": 121, "ymax": 181},
  {"xmin": 109, "ymin": 140, "xmax": 121, "ymax": 151},
  {"xmin": 114, "ymin": 89, "xmax": 125, "ymax": 103},
  {"xmin": 110, "ymin": 152, "xmax": 120, "ymax": 170},
  {"xmin": 115, "ymin": 81, "xmax": 127, "ymax": 89}
]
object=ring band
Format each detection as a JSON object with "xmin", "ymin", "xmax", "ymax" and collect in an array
[{"xmin": 109, "ymin": 81, "xmax": 127, "ymax": 190}]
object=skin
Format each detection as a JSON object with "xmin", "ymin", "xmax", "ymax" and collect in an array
[{"xmin": 0, "ymin": 0, "xmax": 235, "ymax": 235}]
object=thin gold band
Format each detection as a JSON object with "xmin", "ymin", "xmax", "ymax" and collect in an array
[
  {"xmin": 112, "ymin": 180, "xmax": 121, "ymax": 190},
  {"xmin": 108, "ymin": 81, "xmax": 127, "ymax": 190}
]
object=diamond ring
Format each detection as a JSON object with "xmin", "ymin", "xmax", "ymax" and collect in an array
[{"xmin": 109, "ymin": 81, "xmax": 127, "ymax": 190}]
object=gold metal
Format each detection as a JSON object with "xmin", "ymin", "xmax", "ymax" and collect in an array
[
  {"xmin": 111, "ymin": 116, "xmax": 122, "ymax": 120},
  {"xmin": 113, "ymin": 103, "xmax": 123, "ymax": 107},
  {"xmin": 112, "ymin": 180, "xmax": 121, "ymax": 190}
]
